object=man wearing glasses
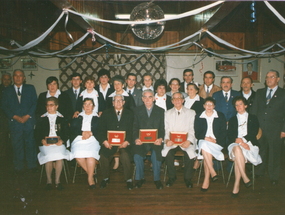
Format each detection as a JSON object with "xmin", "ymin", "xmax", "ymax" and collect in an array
[{"xmin": 251, "ymin": 70, "xmax": 285, "ymax": 186}]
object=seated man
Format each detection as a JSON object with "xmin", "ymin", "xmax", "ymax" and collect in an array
[
  {"xmin": 163, "ymin": 92, "xmax": 197, "ymax": 188},
  {"xmin": 98, "ymin": 94, "xmax": 134, "ymax": 190},
  {"xmin": 133, "ymin": 89, "xmax": 164, "ymax": 189}
]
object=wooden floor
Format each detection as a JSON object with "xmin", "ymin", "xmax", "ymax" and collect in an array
[{"xmin": 0, "ymin": 151, "xmax": 285, "ymax": 215}]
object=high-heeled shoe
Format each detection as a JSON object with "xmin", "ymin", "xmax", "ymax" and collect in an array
[
  {"xmin": 211, "ymin": 175, "xmax": 218, "ymax": 182},
  {"xmin": 244, "ymin": 180, "xmax": 252, "ymax": 188},
  {"xmin": 231, "ymin": 192, "xmax": 239, "ymax": 198},
  {"xmin": 200, "ymin": 187, "xmax": 208, "ymax": 192},
  {"xmin": 89, "ymin": 184, "xmax": 96, "ymax": 190}
]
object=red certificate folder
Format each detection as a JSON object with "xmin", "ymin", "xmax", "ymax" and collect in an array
[
  {"xmin": 139, "ymin": 129, "xmax": 158, "ymax": 143},
  {"xmin": 108, "ymin": 131, "xmax": 126, "ymax": 146},
  {"xmin": 170, "ymin": 132, "xmax": 188, "ymax": 145}
]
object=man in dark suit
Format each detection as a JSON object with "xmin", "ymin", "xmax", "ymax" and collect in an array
[
  {"xmin": 133, "ymin": 89, "xmax": 164, "ymax": 189},
  {"xmin": 64, "ymin": 73, "xmax": 84, "ymax": 114},
  {"xmin": 212, "ymin": 76, "xmax": 241, "ymax": 122},
  {"xmin": 125, "ymin": 73, "xmax": 143, "ymax": 107},
  {"xmin": 98, "ymin": 94, "xmax": 134, "ymax": 190},
  {"xmin": 180, "ymin": 69, "xmax": 199, "ymax": 93},
  {"xmin": 240, "ymin": 76, "xmax": 255, "ymax": 112},
  {"xmin": 251, "ymin": 70, "xmax": 285, "ymax": 185},
  {"xmin": 2, "ymin": 69, "xmax": 37, "ymax": 172}
]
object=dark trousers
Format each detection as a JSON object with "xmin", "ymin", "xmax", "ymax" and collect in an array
[
  {"xmin": 165, "ymin": 147, "xmax": 194, "ymax": 180},
  {"xmin": 256, "ymin": 129, "xmax": 282, "ymax": 180},
  {"xmin": 100, "ymin": 148, "xmax": 132, "ymax": 181},
  {"xmin": 9, "ymin": 120, "xmax": 37, "ymax": 171}
]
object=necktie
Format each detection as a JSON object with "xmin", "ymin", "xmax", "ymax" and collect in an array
[
  {"xmin": 206, "ymin": 87, "xmax": 210, "ymax": 97},
  {"xmin": 225, "ymin": 92, "xmax": 228, "ymax": 102},
  {"xmin": 129, "ymin": 90, "xmax": 131, "ymax": 95},
  {"xmin": 266, "ymin": 89, "xmax": 272, "ymax": 104},
  {"xmin": 17, "ymin": 87, "xmax": 21, "ymax": 96},
  {"xmin": 74, "ymin": 90, "xmax": 77, "ymax": 99},
  {"xmin": 117, "ymin": 111, "xmax": 120, "ymax": 121},
  {"xmin": 178, "ymin": 111, "xmax": 180, "ymax": 115}
]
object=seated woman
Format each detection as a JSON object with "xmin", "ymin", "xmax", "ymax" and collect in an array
[
  {"xmin": 166, "ymin": 78, "xmax": 187, "ymax": 98},
  {"xmin": 154, "ymin": 79, "xmax": 173, "ymax": 111},
  {"xmin": 228, "ymin": 96, "xmax": 262, "ymax": 198},
  {"xmin": 184, "ymin": 83, "xmax": 204, "ymax": 114},
  {"xmin": 194, "ymin": 97, "xmax": 227, "ymax": 191},
  {"xmin": 36, "ymin": 76, "xmax": 72, "ymax": 121},
  {"xmin": 70, "ymin": 98, "xmax": 100, "ymax": 189},
  {"xmin": 35, "ymin": 97, "xmax": 70, "ymax": 191},
  {"xmin": 75, "ymin": 76, "xmax": 105, "ymax": 117}
]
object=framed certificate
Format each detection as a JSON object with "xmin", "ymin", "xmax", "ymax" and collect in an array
[
  {"xmin": 108, "ymin": 131, "xmax": 126, "ymax": 146},
  {"xmin": 170, "ymin": 132, "xmax": 188, "ymax": 145},
  {"xmin": 139, "ymin": 129, "xmax": 158, "ymax": 143},
  {"xmin": 45, "ymin": 136, "xmax": 59, "ymax": 144}
]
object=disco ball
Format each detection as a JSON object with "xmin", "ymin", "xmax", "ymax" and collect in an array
[{"xmin": 130, "ymin": 2, "xmax": 165, "ymax": 40}]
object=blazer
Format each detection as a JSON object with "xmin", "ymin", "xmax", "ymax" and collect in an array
[
  {"xmin": 106, "ymin": 93, "xmax": 136, "ymax": 111},
  {"xmin": 194, "ymin": 111, "xmax": 227, "ymax": 147},
  {"xmin": 2, "ymin": 84, "xmax": 37, "ymax": 123},
  {"xmin": 184, "ymin": 96, "xmax": 205, "ymax": 115},
  {"xmin": 240, "ymin": 89, "xmax": 256, "ymax": 112},
  {"xmin": 154, "ymin": 95, "xmax": 174, "ymax": 111},
  {"xmin": 95, "ymin": 84, "xmax": 114, "ymax": 111},
  {"xmin": 227, "ymin": 113, "xmax": 259, "ymax": 147},
  {"xmin": 36, "ymin": 91, "xmax": 73, "ymax": 121},
  {"xmin": 251, "ymin": 87, "xmax": 285, "ymax": 133},
  {"xmin": 34, "ymin": 115, "xmax": 69, "ymax": 146},
  {"xmin": 98, "ymin": 107, "xmax": 134, "ymax": 157},
  {"xmin": 64, "ymin": 87, "xmax": 84, "ymax": 113},
  {"xmin": 199, "ymin": 84, "xmax": 221, "ymax": 99},
  {"xmin": 133, "ymin": 104, "xmax": 165, "ymax": 161},
  {"xmin": 126, "ymin": 88, "xmax": 143, "ymax": 107},
  {"xmin": 75, "ymin": 90, "xmax": 106, "ymax": 113},
  {"xmin": 69, "ymin": 115, "xmax": 100, "ymax": 143},
  {"xmin": 212, "ymin": 90, "xmax": 241, "ymax": 121}
]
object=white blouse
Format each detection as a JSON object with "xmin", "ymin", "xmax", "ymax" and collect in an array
[{"xmin": 199, "ymin": 110, "xmax": 218, "ymax": 139}]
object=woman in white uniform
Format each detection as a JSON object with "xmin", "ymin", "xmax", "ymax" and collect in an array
[
  {"xmin": 70, "ymin": 98, "xmax": 100, "ymax": 189},
  {"xmin": 194, "ymin": 97, "xmax": 227, "ymax": 191},
  {"xmin": 35, "ymin": 97, "xmax": 70, "ymax": 191},
  {"xmin": 228, "ymin": 96, "xmax": 261, "ymax": 198}
]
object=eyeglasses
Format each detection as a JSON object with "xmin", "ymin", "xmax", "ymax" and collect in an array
[{"xmin": 265, "ymin": 76, "xmax": 277, "ymax": 79}]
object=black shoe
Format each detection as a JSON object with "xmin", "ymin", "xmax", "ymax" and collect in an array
[
  {"xmin": 89, "ymin": 184, "xmax": 96, "ymax": 190},
  {"xmin": 166, "ymin": 177, "xmax": 176, "ymax": 187},
  {"xmin": 184, "ymin": 179, "xmax": 193, "ymax": 188},
  {"xmin": 200, "ymin": 187, "xmax": 208, "ymax": 192},
  {"xmin": 56, "ymin": 183, "xmax": 64, "ymax": 191},
  {"xmin": 271, "ymin": 180, "xmax": 278, "ymax": 186},
  {"xmin": 211, "ymin": 175, "xmax": 219, "ymax": 182},
  {"xmin": 126, "ymin": 182, "xmax": 133, "ymax": 190},
  {"xmin": 231, "ymin": 192, "xmax": 239, "ymax": 198},
  {"xmin": 135, "ymin": 179, "xmax": 145, "ymax": 188},
  {"xmin": 45, "ymin": 183, "xmax": 52, "ymax": 191},
  {"xmin": 244, "ymin": 180, "xmax": 252, "ymax": 188},
  {"xmin": 154, "ymin": 180, "xmax": 163, "ymax": 189},
  {"xmin": 100, "ymin": 179, "xmax": 109, "ymax": 189}
]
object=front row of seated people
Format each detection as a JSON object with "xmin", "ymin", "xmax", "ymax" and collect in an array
[{"xmin": 35, "ymin": 90, "xmax": 261, "ymax": 198}]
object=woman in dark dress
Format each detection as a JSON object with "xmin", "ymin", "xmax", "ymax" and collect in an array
[{"xmin": 184, "ymin": 83, "xmax": 204, "ymax": 114}]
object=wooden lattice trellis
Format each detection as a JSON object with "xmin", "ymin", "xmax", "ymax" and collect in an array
[{"xmin": 59, "ymin": 54, "xmax": 166, "ymax": 91}]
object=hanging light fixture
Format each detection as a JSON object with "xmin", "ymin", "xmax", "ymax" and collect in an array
[{"xmin": 130, "ymin": 2, "xmax": 165, "ymax": 40}]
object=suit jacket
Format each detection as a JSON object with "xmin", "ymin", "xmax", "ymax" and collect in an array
[
  {"xmin": 106, "ymin": 93, "xmax": 136, "ymax": 111},
  {"xmin": 133, "ymin": 104, "xmax": 165, "ymax": 161},
  {"xmin": 34, "ymin": 115, "xmax": 69, "ymax": 146},
  {"xmin": 199, "ymin": 84, "xmax": 221, "ymax": 99},
  {"xmin": 2, "ymin": 84, "xmax": 37, "ymax": 125},
  {"xmin": 240, "ymin": 89, "xmax": 256, "ymax": 112},
  {"xmin": 184, "ymin": 96, "xmax": 205, "ymax": 115},
  {"xmin": 36, "ymin": 91, "xmax": 73, "ymax": 121},
  {"xmin": 69, "ymin": 115, "xmax": 100, "ymax": 143},
  {"xmin": 194, "ymin": 111, "xmax": 227, "ymax": 147},
  {"xmin": 154, "ymin": 95, "xmax": 174, "ymax": 111},
  {"xmin": 227, "ymin": 113, "xmax": 259, "ymax": 147},
  {"xmin": 95, "ymin": 84, "xmax": 114, "ymax": 111},
  {"xmin": 75, "ymin": 90, "xmax": 105, "ymax": 113},
  {"xmin": 64, "ymin": 87, "xmax": 84, "ymax": 113},
  {"xmin": 98, "ymin": 107, "xmax": 134, "ymax": 157},
  {"xmin": 126, "ymin": 88, "xmax": 143, "ymax": 107},
  {"xmin": 251, "ymin": 87, "xmax": 285, "ymax": 133},
  {"xmin": 212, "ymin": 90, "xmax": 241, "ymax": 121}
]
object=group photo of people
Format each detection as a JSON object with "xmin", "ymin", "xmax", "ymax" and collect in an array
[{"xmin": 1, "ymin": 66, "xmax": 284, "ymax": 202}]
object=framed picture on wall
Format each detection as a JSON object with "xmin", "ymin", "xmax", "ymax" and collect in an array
[
  {"xmin": 0, "ymin": 59, "xmax": 13, "ymax": 70},
  {"xmin": 215, "ymin": 60, "xmax": 237, "ymax": 76},
  {"xmin": 242, "ymin": 59, "xmax": 259, "ymax": 82},
  {"xmin": 22, "ymin": 58, "xmax": 37, "ymax": 70}
]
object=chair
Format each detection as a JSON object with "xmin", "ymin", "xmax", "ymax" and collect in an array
[
  {"xmin": 196, "ymin": 157, "xmax": 225, "ymax": 186},
  {"xmin": 39, "ymin": 160, "xmax": 69, "ymax": 184},
  {"xmin": 72, "ymin": 161, "xmax": 98, "ymax": 184},
  {"xmin": 225, "ymin": 128, "xmax": 262, "ymax": 190}
]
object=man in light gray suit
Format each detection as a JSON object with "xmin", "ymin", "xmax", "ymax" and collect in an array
[
  {"xmin": 162, "ymin": 92, "xmax": 197, "ymax": 188},
  {"xmin": 125, "ymin": 73, "xmax": 143, "ymax": 107}
]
